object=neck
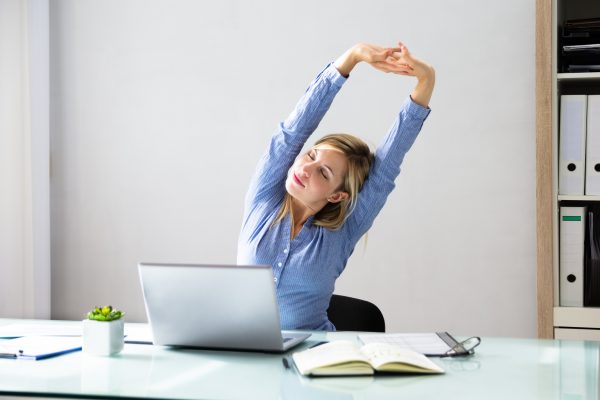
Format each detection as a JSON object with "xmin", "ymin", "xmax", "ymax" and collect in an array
[
  {"xmin": 289, "ymin": 196, "xmax": 322, "ymax": 230},
  {"xmin": 290, "ymin": 199, "xmax": 314, "ymax": 225}
]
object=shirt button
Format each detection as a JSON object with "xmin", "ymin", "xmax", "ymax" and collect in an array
[
  {"xmin": 278, "ymin": 262, "xmax": 282, "ymax": 267},
  {"xmin": 273, "ymin": 277, "xmax": 278, "ymax": 283},
  {"xmin": 283, "ymin": 249, "xmax": 288, "ymax": 254}
]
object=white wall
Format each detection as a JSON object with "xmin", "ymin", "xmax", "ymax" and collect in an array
[
  {"xmin": 50, "ymin": 0, "xmax": 536, "ymax": 337},
  {"xmin": 0, "ymin": 0, "xmax": 51, "ymax": 319}
]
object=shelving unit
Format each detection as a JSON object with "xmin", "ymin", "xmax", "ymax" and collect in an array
[
  {"xmin": 544, "ymin": 0, "xmax": 600, "ymax": 340},
  {"xmin": 557, "ymin": 72, "xmax": 600, "ymax": 80},
  {"xmin": 558, "ymin": 196, "xmax": 600, "ymax": 201}
]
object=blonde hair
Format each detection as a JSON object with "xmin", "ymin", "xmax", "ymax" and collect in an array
[{"xmin": 274, "ymin": 133, "xmax": 374, "ymax": 230}]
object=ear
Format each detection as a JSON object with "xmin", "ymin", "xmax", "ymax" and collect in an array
[{"xmin": 328, "ymin": 191, "xmax": 349, "ymax": 204}]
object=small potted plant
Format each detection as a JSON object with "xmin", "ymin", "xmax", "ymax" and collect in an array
[{"xmin": 83, "ymin": 305, "xmax": 125, "ymax": 356}]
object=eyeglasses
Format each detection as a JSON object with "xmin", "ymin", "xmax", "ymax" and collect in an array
[{"xmin": 441, "ymin": 336, "xmax": 481, "ymax": 357}]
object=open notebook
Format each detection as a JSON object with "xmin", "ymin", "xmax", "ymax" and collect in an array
[{"xmin": 358, "ymin": 332, "xmax": 460, "ymax": 357}]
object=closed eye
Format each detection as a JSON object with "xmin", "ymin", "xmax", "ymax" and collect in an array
[
  {"xmin": 320, "ymin": 168, "xmax": 329, "ymax": 179},
  {"xmin": 308, "ymin": 149, "xmax": 333, "ymax": 179}
]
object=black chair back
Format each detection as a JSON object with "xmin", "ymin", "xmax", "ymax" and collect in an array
[{"xmin": 326, "ymin": 294, "xmax": 385, "ymax": 332}]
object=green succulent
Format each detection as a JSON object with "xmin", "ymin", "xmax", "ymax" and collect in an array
[{"xmin": 86, "ymin": 305, "xmax": 124, "ymax": 321}]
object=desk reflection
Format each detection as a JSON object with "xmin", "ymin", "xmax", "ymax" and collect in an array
[
  {"xmin": 281, "ymin": 372, "xmax": 426, "ymax": 400},
  {"xmin": 145, "ymin": 347, "xmax": 284, "ymax": 399},
  {"xmin": 559, "ymin": 340, "xmax": 599, "ymax": 400},
  {"xmin": 80, "ymin": 345, "xmax": 286, "ymax": 399}
]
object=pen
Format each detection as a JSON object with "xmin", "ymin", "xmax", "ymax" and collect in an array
[
  {"xmin": 309, "ymin": 341, "xmax": 328, "ymax": 349},
  {"xmin": 0, "ymin": 353, "xmax": 16, "ymax": 359}
]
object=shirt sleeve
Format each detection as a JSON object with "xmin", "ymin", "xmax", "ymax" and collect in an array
[
  {"xmin": 342, "ymin": 97, "xmax": 431, "ymax": 244},
  {"xmin": 241, "ymin": 63, "xmax": 347, "ymax": 226}
]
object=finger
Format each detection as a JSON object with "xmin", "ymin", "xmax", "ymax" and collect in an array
[
  {"xmin": 373, "ymin": 61, "xmax": 413, "ymax": 74},
  {"xmin": 389, "ymin": 42, "xmax": 403, "ymax": 57},
  {"xmin": 373, "ymin": 60, "xmax": 397, "ymax": 70},
  {"xmin": 390, "ymin": 68, "xmax": 415, "ymax": 76},
  {"xmin": 385, "ymin": 62, "xmax": 415, "ymax": 74},
  {"xmin": 375, "ymin": 65, "xmax": 414, "ymax": 76},
  {"xmin": 399, "ymin": 43, "xmax": 411, "ymax": 58},
  {"xmin": 372, "ymin": 61, "xmax": 401, "ymax": 73},
  {"xmin": 396, "ymin": 65, "xmax": 414, "ymax": 74},
  {"xmin": 389, "ymin": 51, "xmax": 413, "ymax": 65},
  {"xmin": 372, "ymin": 48, "xmax": 394, "ymax": 62},
  {"xmin": 384, "ymin": 57, "xmax": 414, "ymax": 71}
]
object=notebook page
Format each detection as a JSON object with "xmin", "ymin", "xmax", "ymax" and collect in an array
[{"xmin": 358, "ymin": 333, "xmax": 451, "ymax": 356}]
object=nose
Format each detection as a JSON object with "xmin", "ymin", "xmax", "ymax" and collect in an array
[{"xmin": 298, "ymin": 161, "xmax": 313, "ymax": 178}]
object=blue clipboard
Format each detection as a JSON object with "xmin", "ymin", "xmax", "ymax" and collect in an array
[{"xmin": 0, "ymin": 336, "xmax": 82, "ymax": 360}]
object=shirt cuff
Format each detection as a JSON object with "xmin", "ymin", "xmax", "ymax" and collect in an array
[
  {"xmin": 322, "ymin": 62, "xmax": 348, "ymax": 88},
  {"xmin": 405, "ymin": 96, "xmax": 432, "ymax": 120}
]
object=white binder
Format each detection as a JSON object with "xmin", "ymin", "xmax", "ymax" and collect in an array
[
  {"xmin": 559, "ymin": 206, "xmax": 586, "ymax": 307},
  {"xmin": 586, "ymin": 95, "xmax": 600, "ymax": 194},
  {"xmin": 559, "ymin": 95, "xmax": 587, "ymax": 195}
]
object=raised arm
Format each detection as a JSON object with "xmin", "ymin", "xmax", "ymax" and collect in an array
[
  {"xmin": 391, "ymin": 43, "xmax": 435, "ymax": 108},
  {"xmin": 338, "ymin": 42, "xmax": 435, "ymax": 244},
  {"xmin": 241, "ymin": 61, "xmax": 347, "ymax": 226}
]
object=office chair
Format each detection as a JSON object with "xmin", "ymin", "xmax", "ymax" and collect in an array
[{"xmin": 326, "ymin": 294, "xmax": 385, "ymax": 332}]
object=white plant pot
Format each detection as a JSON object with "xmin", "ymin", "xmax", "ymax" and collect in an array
[{"xmin": 82, "ymin": 319, "xmax": 124, "ymax": 356}]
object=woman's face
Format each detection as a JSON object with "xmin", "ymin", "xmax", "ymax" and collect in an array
[{"xmin": 285, "ymin": 145, "xmax": 349, "ymax": 212}]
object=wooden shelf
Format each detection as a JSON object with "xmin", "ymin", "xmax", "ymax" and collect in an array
[
  {"xmin": 558, "ymin": 195, "xmax": 600, "ymax": 201},
  {"xmin": 554, "ymin": 307, "xmax": 600, "ymax": 329},
  {"xmin": 557, "ymin": 72, "xmax": 600, "ymax": 81},
  {"xmin": 555, "ymin": 328, "xmax": 600, "ymax": 340}
]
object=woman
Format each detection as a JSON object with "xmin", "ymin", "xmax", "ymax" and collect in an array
[{"xmin": 237, "ymin": 42, "xmax": 435, "ymax": 331}]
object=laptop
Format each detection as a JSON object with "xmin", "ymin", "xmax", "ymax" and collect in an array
[{"xmin": 138, "ymin": 262, "xmax": 311, "ymax": 352}]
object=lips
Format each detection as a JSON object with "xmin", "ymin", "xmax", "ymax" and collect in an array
[{"xmin": 293, "ymin": 173, "xmax": 305, "ymax": 187}]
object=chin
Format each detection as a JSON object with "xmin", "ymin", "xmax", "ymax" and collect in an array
[
  {"xmin": 284, "ymin": 178, "xmax": 294, "ymax": 195},
  {"xmin": 286, "ymin": 186, "xmax": 302, "ymax": 201},
  {"xmin": 284, "ymin": 181, "xmax": 303, "ymax": 202}
]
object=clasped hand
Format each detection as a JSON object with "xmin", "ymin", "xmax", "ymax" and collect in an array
[
  {"xmin": 353, "ymin": 42, "xmax": 434, "ymax": 81},
  {"xmin": 333, "ymin": 41, "xmax": 435, "ymax": 107}
]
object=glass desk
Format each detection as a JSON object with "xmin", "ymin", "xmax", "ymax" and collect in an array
[{"xmin": 0, "ymin": 319, "xmax": 598, "ymax": 399}]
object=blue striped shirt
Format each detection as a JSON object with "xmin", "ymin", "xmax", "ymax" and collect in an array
[{"xmin": 237, "ymin": 63, "xmax": 430, "ymax": 331}]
